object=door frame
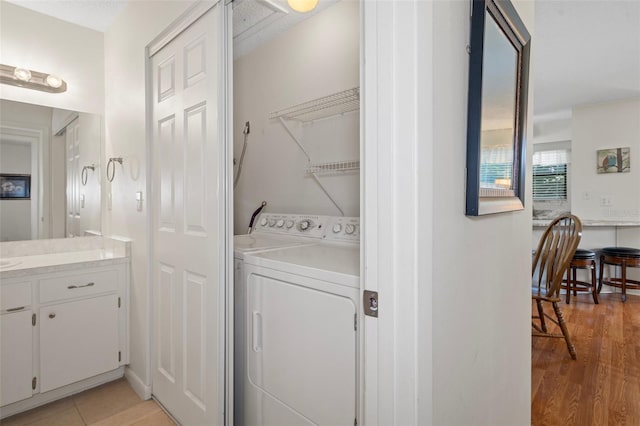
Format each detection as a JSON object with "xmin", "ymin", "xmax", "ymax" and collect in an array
[
  {"xmin": 0, "ymin": 123, "xmax": 45, "ymax": 240},
  {"xmin": 144, "ymin": 1, "xmax": 233, "ymax": 424}
]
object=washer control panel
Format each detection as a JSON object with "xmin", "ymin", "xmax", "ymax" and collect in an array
[
  {"xmin": 254, "ymin": 213, "xmax": 327, "ymax": 239},
  {"xmin": 254, "ymin": 213, "xmax": 360, "ymax": 243},
  {"xmin": 323, "ymin": 217, "xmax": 360, "ymax": 243}
]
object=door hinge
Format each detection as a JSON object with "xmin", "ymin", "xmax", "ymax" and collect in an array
[
  {"xmin": 354, "ymin": 313, "xmax": 357, "ymax": 331},
  {"xmin": 118, "ymin": 351, "xmax": 122, "ymax": 362},
  {"xmin": 118, "ymin": 297, "xmax": 121, "ymax": 308},
  {"xmin": 32, "ymin": 313, "xmax": 36, "ymax": 326},
  {"xmin": 363, "ymin": 290, "xmax": 379, "ymax": 317},
  {"xmin": 354, "ymin": 418, "xmax": 357, "ymax": 426},
  {"xmin": 32, "ymin": 377, "xmax": 37, "ymax": 390}
]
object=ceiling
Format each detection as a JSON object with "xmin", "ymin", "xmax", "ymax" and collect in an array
[
  {"xmin": 4, "ymin": 0, "xmax": 127, "ymax": 33},
  {"xmin": 533, "ymin": 0, "xmax": 640, "ymax": 117},
  {"xmin": 4, "ymin": 0, "xmax": 639, "ymax": 118}
]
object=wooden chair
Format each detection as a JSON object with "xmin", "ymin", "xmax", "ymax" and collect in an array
[{"xmin": 532, "ymin": 214, "xmax": 582, "ymax": 360}]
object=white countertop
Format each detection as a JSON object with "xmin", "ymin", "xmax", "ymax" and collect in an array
[{"xmin": 0, "ymin": 249, "xmax": 129, "ymax": 278}]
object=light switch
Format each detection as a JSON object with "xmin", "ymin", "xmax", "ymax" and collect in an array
[
  {"xmin": 80, "ymin": 194, "xmax": 85, "ymax": 208},
  {"xmin": 136, "ymin": 191, "xmax": 143, "ymax": 212}
]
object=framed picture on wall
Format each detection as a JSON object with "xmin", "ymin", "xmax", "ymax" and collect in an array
[
  {"xmin": 0, "ymin": 174, "xmax": 31, "ymax": 199},
  {"xmin": 597, "ymin": 147, "xmax": 630, "ymax": 173}
]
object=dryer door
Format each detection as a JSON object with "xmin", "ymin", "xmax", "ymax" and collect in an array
[{"xmin": 245, "ymin": 270, "xmax": 357, "ymax": 426}]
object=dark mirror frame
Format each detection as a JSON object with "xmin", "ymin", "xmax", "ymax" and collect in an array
[{"xmin": 465, "ymin": 0, "xmax": 531, "ymax": 216}]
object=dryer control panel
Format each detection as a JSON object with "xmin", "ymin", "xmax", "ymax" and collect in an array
[{"xmin": 323, "ymin": 217, "xmax": 360, "ymax": 243}]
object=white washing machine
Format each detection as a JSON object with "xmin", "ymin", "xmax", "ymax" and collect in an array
[
  {"xmin": 233, "ymin": 213, "xmax": 330, "ymax": 425},
  {"xmin": 241, "ymin": 216, "xmax": 360, "ymax": 426}
]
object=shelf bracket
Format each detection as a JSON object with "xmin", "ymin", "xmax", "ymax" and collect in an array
[
  {"xmin": 309, "ymin": 172, "xmax": 345, "ymax": 216},
  {"xmin": 278, "ymin": 117, "xmax": 311, "ymax": 162}
]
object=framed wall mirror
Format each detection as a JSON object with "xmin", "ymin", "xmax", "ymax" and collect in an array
[{"xmin": 465, "ymin": 0, "xmax": 531, "ymax": 216}]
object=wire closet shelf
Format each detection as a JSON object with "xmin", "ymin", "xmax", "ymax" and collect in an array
[
  {"xmin": 269, "ymin": 87, "xmax": 359, "ymax": 122},
  {"xmin": 305, "ymin": 160, "xmax": 360, "ymax": 175}
]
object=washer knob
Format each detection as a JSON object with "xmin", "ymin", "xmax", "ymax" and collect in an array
[
  {"xmin": 276, "ymin": 219, "xmax": 285, "ymax": 228},
  {"xmin": 285, "ymin": 220, "xmax": 295, "ymax": 229},
  {"xmin": 345, "ymin": 224, "xmax": 356, "ymax": 235},
  {"xmin": 269, "ymin": 219, "xmax": 276, "ymax": 227},
  {"xmin": 299, "ymin": 220, "xmax": 311, "ymax": 231},
  {"xmin": 260, "ymin": 218, "xmax": 268, "ymax": 226},
  {"xmin": 332, "ymin": 224, "xmax": 343, "ymax": 233}
]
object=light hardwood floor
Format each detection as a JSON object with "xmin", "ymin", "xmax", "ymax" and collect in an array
[
  {"xmin": 0, "ymin": 379, "xmax": 175, "ymax": 426},
  {"xmin": 532, "ymin": 293, "xmax": 640, "ymax": 425}
]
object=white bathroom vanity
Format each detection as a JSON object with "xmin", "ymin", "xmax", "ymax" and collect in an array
[{"xmin": 0, "ymin": 236, "xmax": 130, "ymax": 419}]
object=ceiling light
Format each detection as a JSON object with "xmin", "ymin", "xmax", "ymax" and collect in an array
[
  {"xmin": 13, "ymin": 67, "xmax": 31, "ymax": 82},
  {"xmin": 287, "ymin": 0, "xmax": 318, "ymax": 13},
  {"xmin": 46, "ymin": 74, "xmax": 63, "ymax": 88},
  {"xmin": 0, "ymin": 64, "xmax": 67, "ymax": 93}
]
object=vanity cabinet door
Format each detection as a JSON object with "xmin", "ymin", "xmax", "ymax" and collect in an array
[
  {"xmin": 1, "ymin": 310, "xmax": 34, "ymax": 406},
  {"xmin": 39, "ymin": 294, "xmax": 119, "ymax": 393}
]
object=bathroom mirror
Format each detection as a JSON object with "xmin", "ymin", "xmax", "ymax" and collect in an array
[
  {"xmin": 0, "ymin": 99, "xmax": 103, "ymax": 241},
  {"xmin": 465, "ymin": 0, "xmax": 530, "ymax": 216}
]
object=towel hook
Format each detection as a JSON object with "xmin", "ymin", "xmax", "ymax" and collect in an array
[
  {"xmin": 107, "ymin": 157, "xmax": 123, "ymax": 182},
  {"xmin": 81, "ymin": 164, "xmax": 96, "ymax": 186}
]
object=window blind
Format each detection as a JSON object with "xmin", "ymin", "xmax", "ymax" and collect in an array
[{"xmin": 532, "ymin": 149, "xmax": 568, "ymax": 200}]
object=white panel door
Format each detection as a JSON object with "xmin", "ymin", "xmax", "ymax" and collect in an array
[{"xmin": 151, "ymin": 4, "xmax": 223, "ymax": 425}]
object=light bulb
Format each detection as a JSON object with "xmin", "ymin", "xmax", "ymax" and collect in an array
[
  {"xmin": 46, "ymin": 74, "xmax": 63, "ymax": 88},
  {"xmin": 14, "ymin": 67, "xmax": 32, "ymax": 82},
  {"xmin": 287, "ymin": 0, "xmax": 318, "ymax": 13}
]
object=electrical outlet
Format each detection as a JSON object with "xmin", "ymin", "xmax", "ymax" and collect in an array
[
  {"xmin": 600, "ymin": 195, "xmax": 613, "ymax": 207},
  {"xmin": 583, "ymin": 191, "xmax": 591, "ymax": 200}
]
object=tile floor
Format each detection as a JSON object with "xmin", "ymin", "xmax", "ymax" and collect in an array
[{"xmin": 0, "ymin": 379, "xmax": 175, "ymax": 426}]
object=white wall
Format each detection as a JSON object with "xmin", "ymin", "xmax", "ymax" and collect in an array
[
  {"xmin": 572, "ymin": 98, "xmax": 640, "ymax": 222},
  {"xmin": 363, "ymin": 0, "xmax": 533, "ymax": 424},
  {"xmin": 233, "ymin": 0, "xmax": 359, "ymax": 233},
  {"xmin": 533, "ymin": 112, "xmax": 571, "ymax": 144},
  {"xmin": 430, "ymin": 0, "xmax": 534, "ymax": 423},
  {"xmin": 0, "ymin": 1, "xmax": 104, "ymax": 114},
  {"xmin": 103, "ymin": 0, "xmax": 196, "ymax": 390},
  {"xmin": 0, "ymin": 142, "xmax": 31, "ymax": 241}
]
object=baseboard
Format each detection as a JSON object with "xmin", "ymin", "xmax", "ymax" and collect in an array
[{"xmin": 125, "ymin": 367, "xmax": 152, "ymax": 400}]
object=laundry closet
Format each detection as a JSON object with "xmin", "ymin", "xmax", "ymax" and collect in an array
[
  {"xmin": 232, "ymin": 0, "xmax": 360, "ymax": 228},
  {"xmin": 231, "ymin": 1, "xmax": 361, "ymax": 425}
]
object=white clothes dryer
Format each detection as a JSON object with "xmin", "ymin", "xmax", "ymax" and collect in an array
[
  {"xmin": 241, "ymin": 216, "xmax": 360, "ymax": 426},
  {"xmin": 233, "ymin": 213, "xmax": 331, "ymax": 425}
]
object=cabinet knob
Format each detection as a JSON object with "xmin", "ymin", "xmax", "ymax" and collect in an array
[{"xmin": 49, "ymin": 313, "xmax": 56, "ymax": 319}]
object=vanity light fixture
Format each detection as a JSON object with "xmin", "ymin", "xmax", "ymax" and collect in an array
[
  {"xmin": 0, "ymin": 64, "xmax": 67, "ymax": 93},
  {"xmin": 45, "ymin": 74, "xmax": 64, "ymax": 89},
  {"xmin": 287, "ymin": 0, "xmax": 318, "ymax": 13},
  {"xmin": 13, "ymin": 67, "xmax": 31, "ymax": 82}
]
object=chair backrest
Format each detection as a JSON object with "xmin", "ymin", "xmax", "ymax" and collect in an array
[{"xmin": 532, "ymin": 214, "xmax": 582, "ymax": 297}]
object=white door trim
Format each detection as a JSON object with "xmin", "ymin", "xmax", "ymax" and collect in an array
[
  {"xmin": 145, "ymin": 1, "xmax": 232, "ymax": 424},
  {"xmin": 361, "ymin": 1, "xmax": 432, "ymax": 425},
  {"xmin": 221, "ymin": 3, "xmax": 234, "ymax": 425}
]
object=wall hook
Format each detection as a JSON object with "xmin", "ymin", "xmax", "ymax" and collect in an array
[
  {"xmin": 81, "ymin": 164, "xmax": 96, "ymax": 186},
  {"xmin": 107, "ymin": 157, "xmax": 123, "ymax": 182}
]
